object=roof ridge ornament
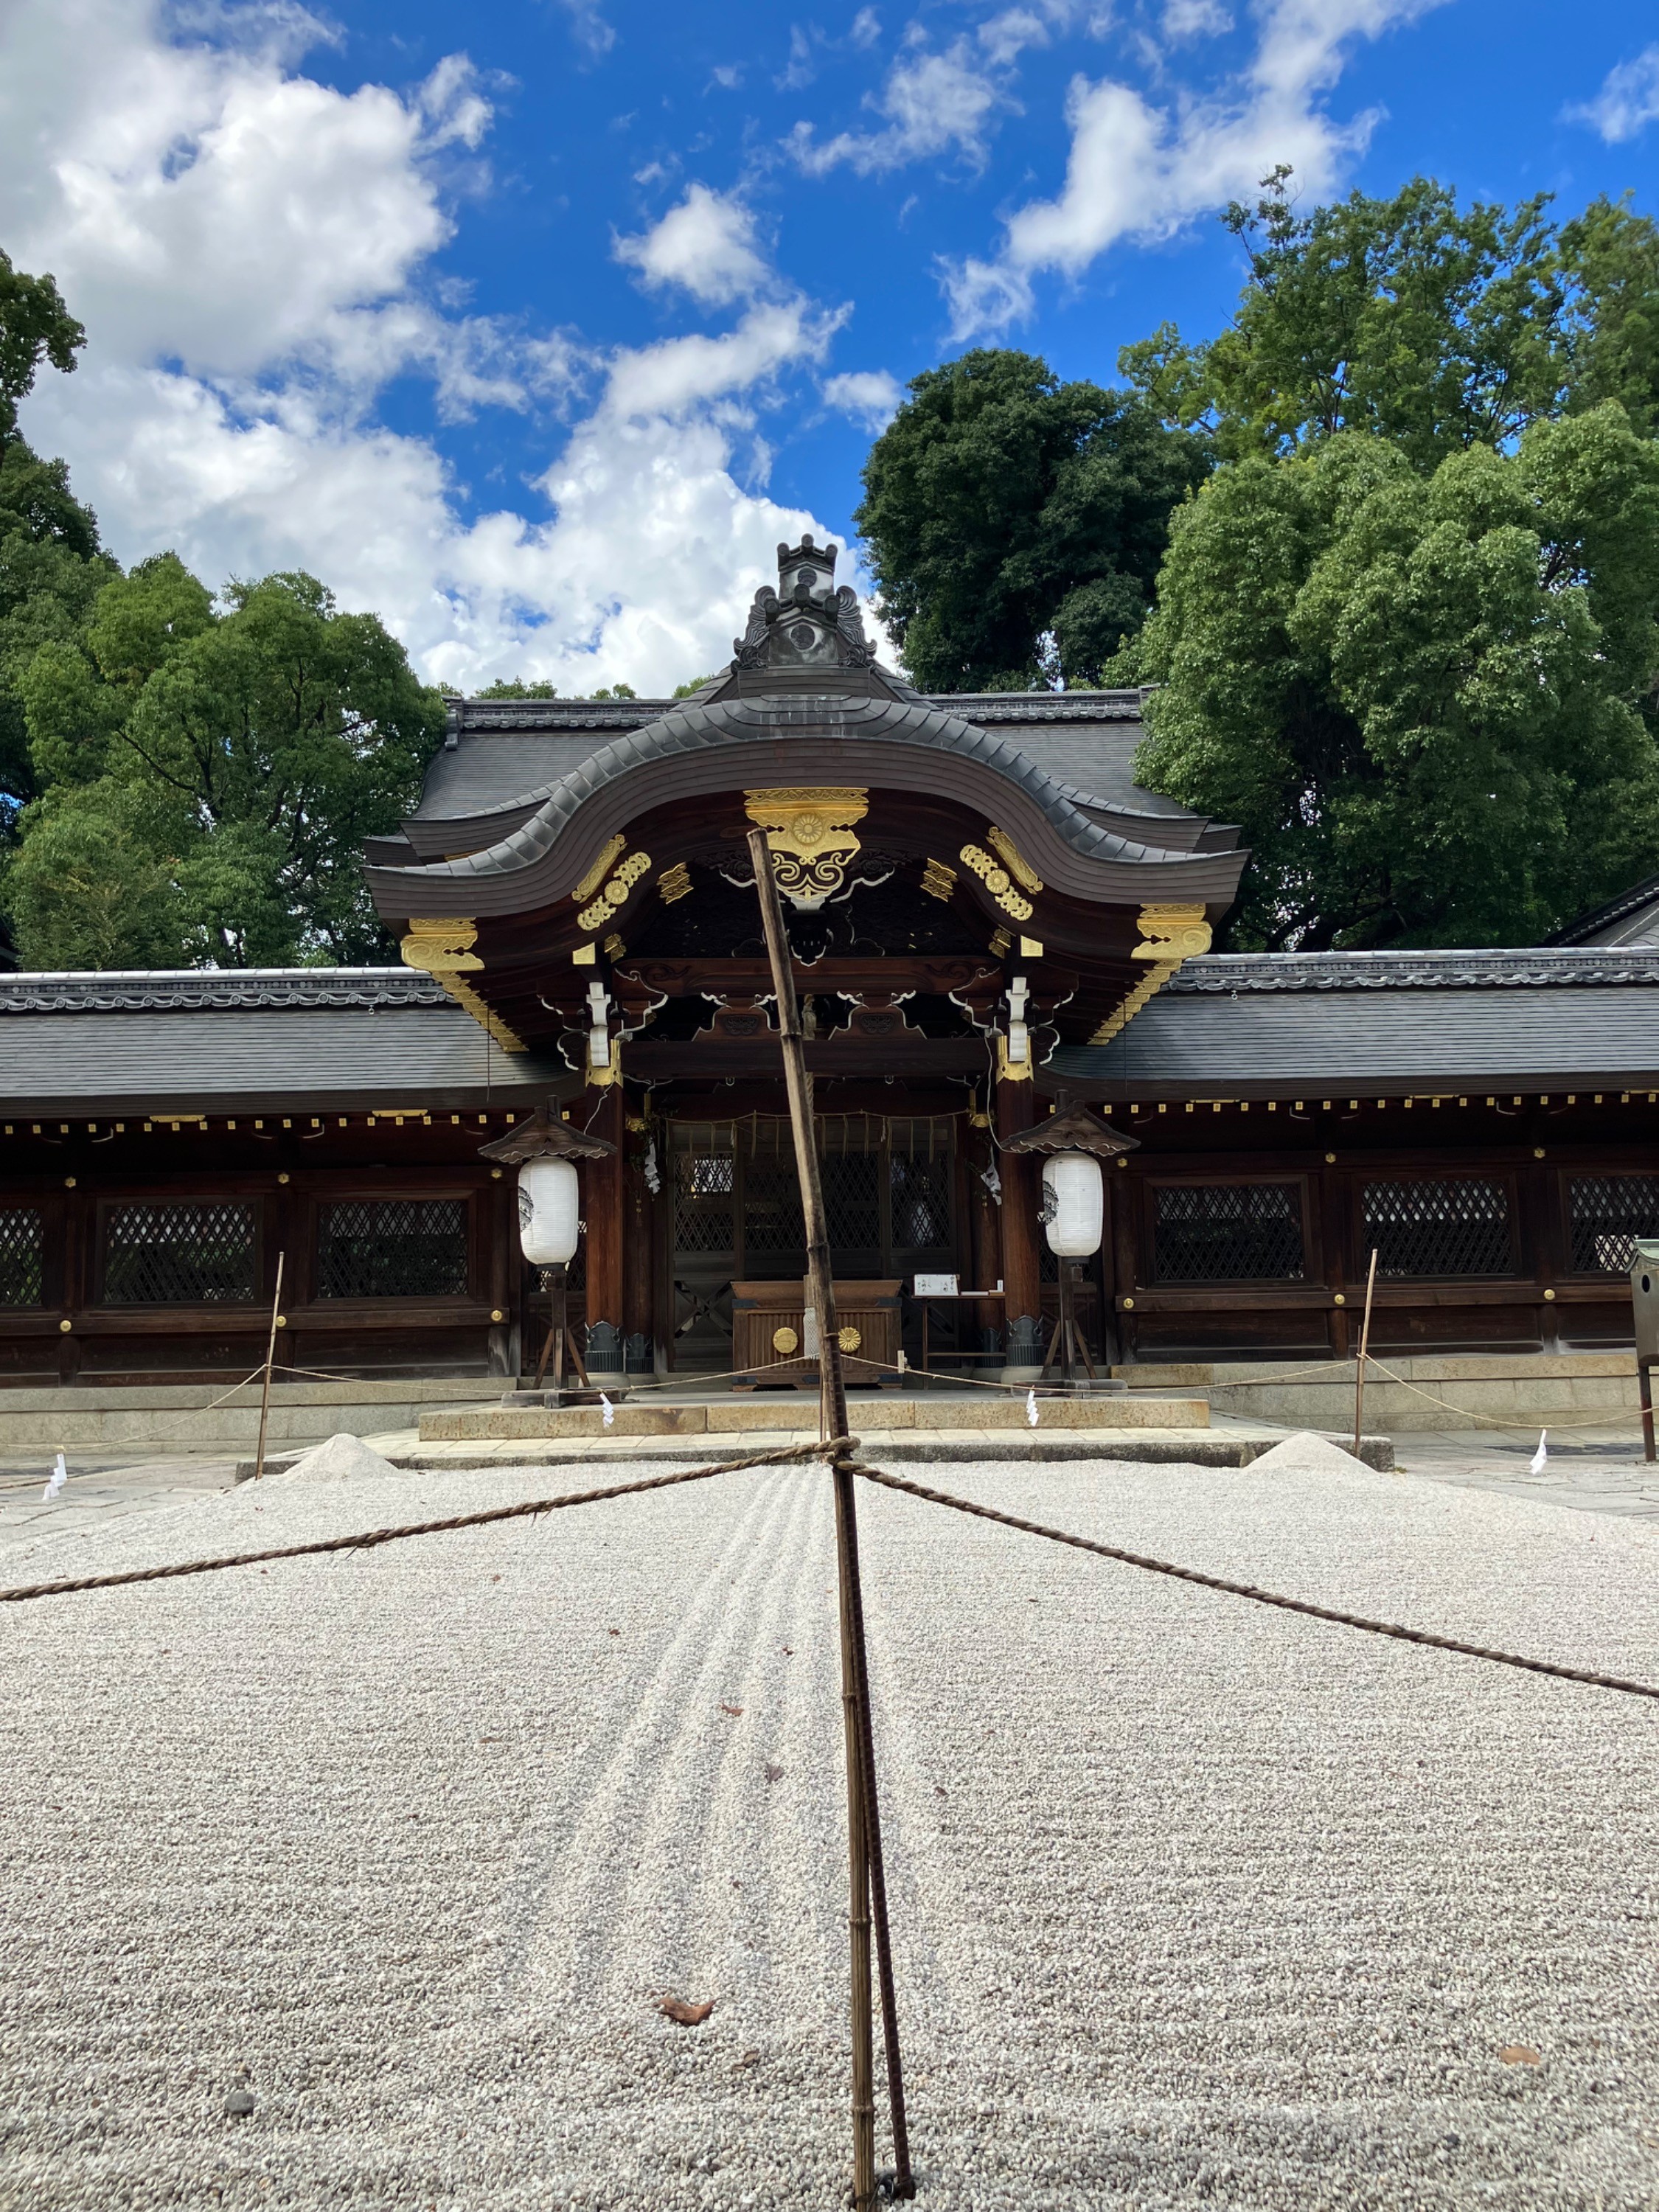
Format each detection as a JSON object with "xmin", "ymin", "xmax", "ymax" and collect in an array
[{"xmin": 731, "ymin": 534, "xmax": 880, "ymax": 675}]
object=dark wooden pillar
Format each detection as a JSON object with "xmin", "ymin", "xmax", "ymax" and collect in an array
[
  {"xmin": 583, "ymin": 1086, "xmax": 627, "ymax": 1377},
  {"xmin": 58, "ymin": 1175, "xmax": 86, "ymax": 1385},
  {"xmin": 967, "ymin": 1118, "xmax": 1002, "ymax": 1363},
  {"xmin": 486, "ymin": 1164, "xmax": 516, "ymax": 1380},
  {"xmin": 996, "ymin": 1075, "xmax": 1043, "ymax": 1378},
  {"xmin": 1111, "ymin": 1151, "xmax": 1139, "ymax": 1365},
  {"xmin": 623, "ymin": 1102, "xmax": 654, "ymax": 1377}
]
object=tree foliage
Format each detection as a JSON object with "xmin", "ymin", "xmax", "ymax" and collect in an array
[
  {"xmin": 1127, "ymin": 409, "xmax": 1659, "ymax": 948},
  {"xmin": 9, "ymin": 558, "xmax": 445, "ymax": 967},
  {"xmin": 855, "ymin": 349, "xmax": 1211, "ymax": 691},
  {"xmin": 0, "ymin": 246, "xmax": 446, "ymax": 970},
  {"xmin": 473, "ymin": 677, "xmax": 639, "ymax": 700},
  {"xmin": 1121, "ymin": 173, "xmax": 1659, "ymax": 467}
]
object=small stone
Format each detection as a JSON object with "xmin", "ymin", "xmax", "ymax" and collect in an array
[{"xmin": 223, "ymin": 2087, "xmax": 255, "ymax": 2118}]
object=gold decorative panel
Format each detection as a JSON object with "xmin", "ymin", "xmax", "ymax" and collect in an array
[
  {"xmin": 921, "ymin": 858, "xmax": 957, "ymax": 902},
  {"xmin": 744, "ymin": 787, "xmax": 868, "ymax": 908},
  {"xmin": 658, "ymin": 860, "xmax": 692, "ymax": 904}
]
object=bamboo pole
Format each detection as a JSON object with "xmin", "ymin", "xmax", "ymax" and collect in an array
[
  {"xmin": 253, "ymin": 1251, "xmax": 285, "ymax": 1483},
  {"xmin": 1354, "ymin": 1246, "xmax": 1379, "ymax": 1458},
  {"xmin": 747, "ymin": 830, "xmax": 912, "ymax": 2205}
]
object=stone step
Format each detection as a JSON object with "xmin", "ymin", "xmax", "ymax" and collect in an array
[{"xmin": 418, "ymin": 1394, "xmax": 1211, "ymax": 1442}]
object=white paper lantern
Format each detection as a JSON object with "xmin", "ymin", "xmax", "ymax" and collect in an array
[
  {"xmin": 1041, "ymin": 1152, "xmax": 1103, "ymax": 1257},
  {"xmin": 518, "ymin": 1158, "xmax": 580, "ymax": 1266}
]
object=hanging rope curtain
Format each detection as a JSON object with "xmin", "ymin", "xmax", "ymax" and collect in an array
[{"xmin": 665, "ymin": 1112, "xmax": 960, "ymax": 1160}]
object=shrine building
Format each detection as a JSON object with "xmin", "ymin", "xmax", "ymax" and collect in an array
[{"xmin": 0, "ymin": 535, "xmax": 1654, "ymax": 1393}]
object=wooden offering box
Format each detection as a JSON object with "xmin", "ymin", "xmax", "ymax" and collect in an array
[{"xmin": 731, "ymin": 1279, "xmax": 904, "ymax": 1390}]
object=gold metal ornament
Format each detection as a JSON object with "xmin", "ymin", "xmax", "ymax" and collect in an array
[
  {"xmin": 772, "ymin": 1325, "xmax": 800, "ymax": 1355},
  {"xmin": 744, "ymin": 787, "xmax": 869, "ymax": 908},
  {"xmin": 837, "ymin": 1324, "xmax": 862, "ymax": 1353},
  {"xmin": 1089, "ymin": 902, "xmax": 1212, "ymax": 1044},
  {"xmin": 657, "ymin": 860, "xmax": 692, "ymax": 904},
  {"xmin": 920, "ymin": 858, "xmax": 957, "ymax": 902},
  {"xmin": 577, "ymin": 850, "xmax": 652, "ymax": 933},
  {"xmin": 959, "ymin": 843, "xmax": 1034, "ymax": 922},
  {"xmin": 986, "ymin": 826, "xmax": 1043, "ymax": 894},
  {"xmin": 573, "ymin": 835, "xmax": 627, "ymax": 904},
  {"xmin": 400, "ymin": 918, "xmax": 526, "ymax": 1053}
]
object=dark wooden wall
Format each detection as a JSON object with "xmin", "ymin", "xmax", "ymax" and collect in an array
[
  {"xmin": 1098, "ymin": 1093, "xmax": 1651, "ymax": 1361},
  {"xmin": 0, "ymin": 1089, "xmax": 1645, "ymax": 1383},
  {"xmin": 0, "ymin": 1111, "xmax": 528, "ymax": 1387}
]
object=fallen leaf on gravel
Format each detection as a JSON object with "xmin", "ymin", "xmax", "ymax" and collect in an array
[
  {"xmin": 1500, "ymin": 2045, "xmax": 1541, "ymax": 2066},
  {"xmin": 608, "ymin": 1628, "xmax": 620, "ymax": 1637},
  {"xmin": 720, "ymin": 1704, "xmax": 744, "ymax": 1717},
  {"xmin": 935, "ymin": 1786, "xmax": 947, "ymax": 1798},
  {"xmin": 490, "ymin": 1575, "xmax": 501, "ymax": 1584},
  {"xmin": 734, "ymin": 2049, "xmax": 759, "ymax": 2069},
  {"xmin": 764, "ymin": 1762, "xmax": 785, "ymax": 1783},
  {"xmin": 660, "ymin": 1997, "xmax": 714, "ymax": 2026}
]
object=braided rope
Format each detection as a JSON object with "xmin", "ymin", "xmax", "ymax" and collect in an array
[
  {"xmin": 0, "ymin": 1437, "xmax": 855, "ymax": 1605},
  {"xmin": 846, "ymin": 1460, "xmax": 1659, "ymax": 1703}
]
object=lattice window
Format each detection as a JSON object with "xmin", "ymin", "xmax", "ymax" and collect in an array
[
  {"xmin": 824, "ymin": 1152, "xmax": 882, "ymax": 1251},
  {"xmin": 1152, "ymin": 1183, "xmax": 1305, "ymax": 1283},
  {"xmin": 1568, "ymin": 1175, "xmax": 1659, "ymax": 1273},
  {"xmin": 0, "ymin": 1207, "xmax": 44, "ymax": 1306},
  {"xmin": 672, "ymin": 1150, "xmax": 735, "ymax": 1255},
  {"xmin": 891, "ymin": 1152, "xmax": 951, "ymax": 1251},
  {"xmin": 105, "ymin": 1201, "xmax": 257, "ymax": 1304},
  {"xmin": 743, "ymin": 1157, "xmax": 805, "ymax": 1254},
  {"xmin": 1363, "ymin": 1179, "xmax": 1512, "ymax": 1278},
  {"xmin": 316, "ymin": 1199, "xmax": 468, "ymax": 1298}
]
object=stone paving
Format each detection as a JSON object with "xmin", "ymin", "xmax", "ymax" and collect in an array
[
  {"xmin": 2, "ymin": 1416, "xmax": 1655, "ymax": 1561},
  {"xmin": 0, "ymin": 1451, "xmax": 243, "ymax": 1554}
]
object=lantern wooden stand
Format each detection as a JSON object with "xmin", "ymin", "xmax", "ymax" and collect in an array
[
  {"xmin": 480, "ymin": 1110, "xmax": 617, "ymax": 1405},
  {"xmin": 1004, "ymin": 1095, "xmax": 1139, "ymax": 1390}
]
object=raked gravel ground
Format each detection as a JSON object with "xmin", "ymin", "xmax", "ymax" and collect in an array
[{"xmin": 1, "ymin": 1450, "xmax": 1658, "ymax": 2211}]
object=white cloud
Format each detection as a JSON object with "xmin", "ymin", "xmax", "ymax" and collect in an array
[
  {"xmin": 3, "ymin": 0, "xmax": 860, "ymax": 695},
  {"xmin": 1564, "ymin": 45, "xmax": 1659, "ymax": 143},
  {"xmin": 824, "ymin": 369, "xmax": 903, "ymax": 429},
  {"xmin": 556, "ymin": 0, "xmax": 616, "ymax": 61},
  {"xmin": 945, "ymin": 0, "xmax": 1443, "ymax": 335},
  {"xmin": 976, "ymin": 1, "xmax": 1094, "ymax": 68},
  {"xmin": 614, "ymin": 184, "xmax": 771, "ymax": 307},
  {"xmin": 789, "ymin": 38, "xmax": 1009, "ymax": 175},
  {"xmin": 778, "ymin": 26, "xmax": 819, "ymax": 92},
  {"xmin": 850, "ymin": 10, "xmax": 883, "ymax": 51},
  {"xmin": 1162, "ymin": 0, "xmax": 1233, "ymax": 41}
]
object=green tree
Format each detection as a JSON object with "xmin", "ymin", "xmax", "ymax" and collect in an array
[
  {"xmin": 473, "ymin": 677, "xmax": 639, "ymax": 700},
  {"xmin": 0, "ymin": 248, "xmax": 109, "ymax": 824},
  {"xmin": 855, "ymin": 348, "xmax": 1211, "ymax": 690},
  {"xmin": 5, "ymin": 784, "xmax": 183, "ymax": 972},
  {"xmin": 11, "ymin": 562, "xmax": 445, "ymax": 967},
  {"xmin": 1124, "ymin": 409, "xmax": 1659, "ymax": 949},
  {"xmin": 1121, "ymin": 173, "xmax": 1659, "ymax": 469}
]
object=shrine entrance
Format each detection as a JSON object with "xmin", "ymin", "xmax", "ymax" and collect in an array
[{"xmin": 667, "ymin": 1113, "xmax": 956, "ymax": 1368}]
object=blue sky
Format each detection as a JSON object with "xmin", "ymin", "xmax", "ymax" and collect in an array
[{"xmin": 2, "ymin": 0, "xmax": 1657, "ymax": 693}]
